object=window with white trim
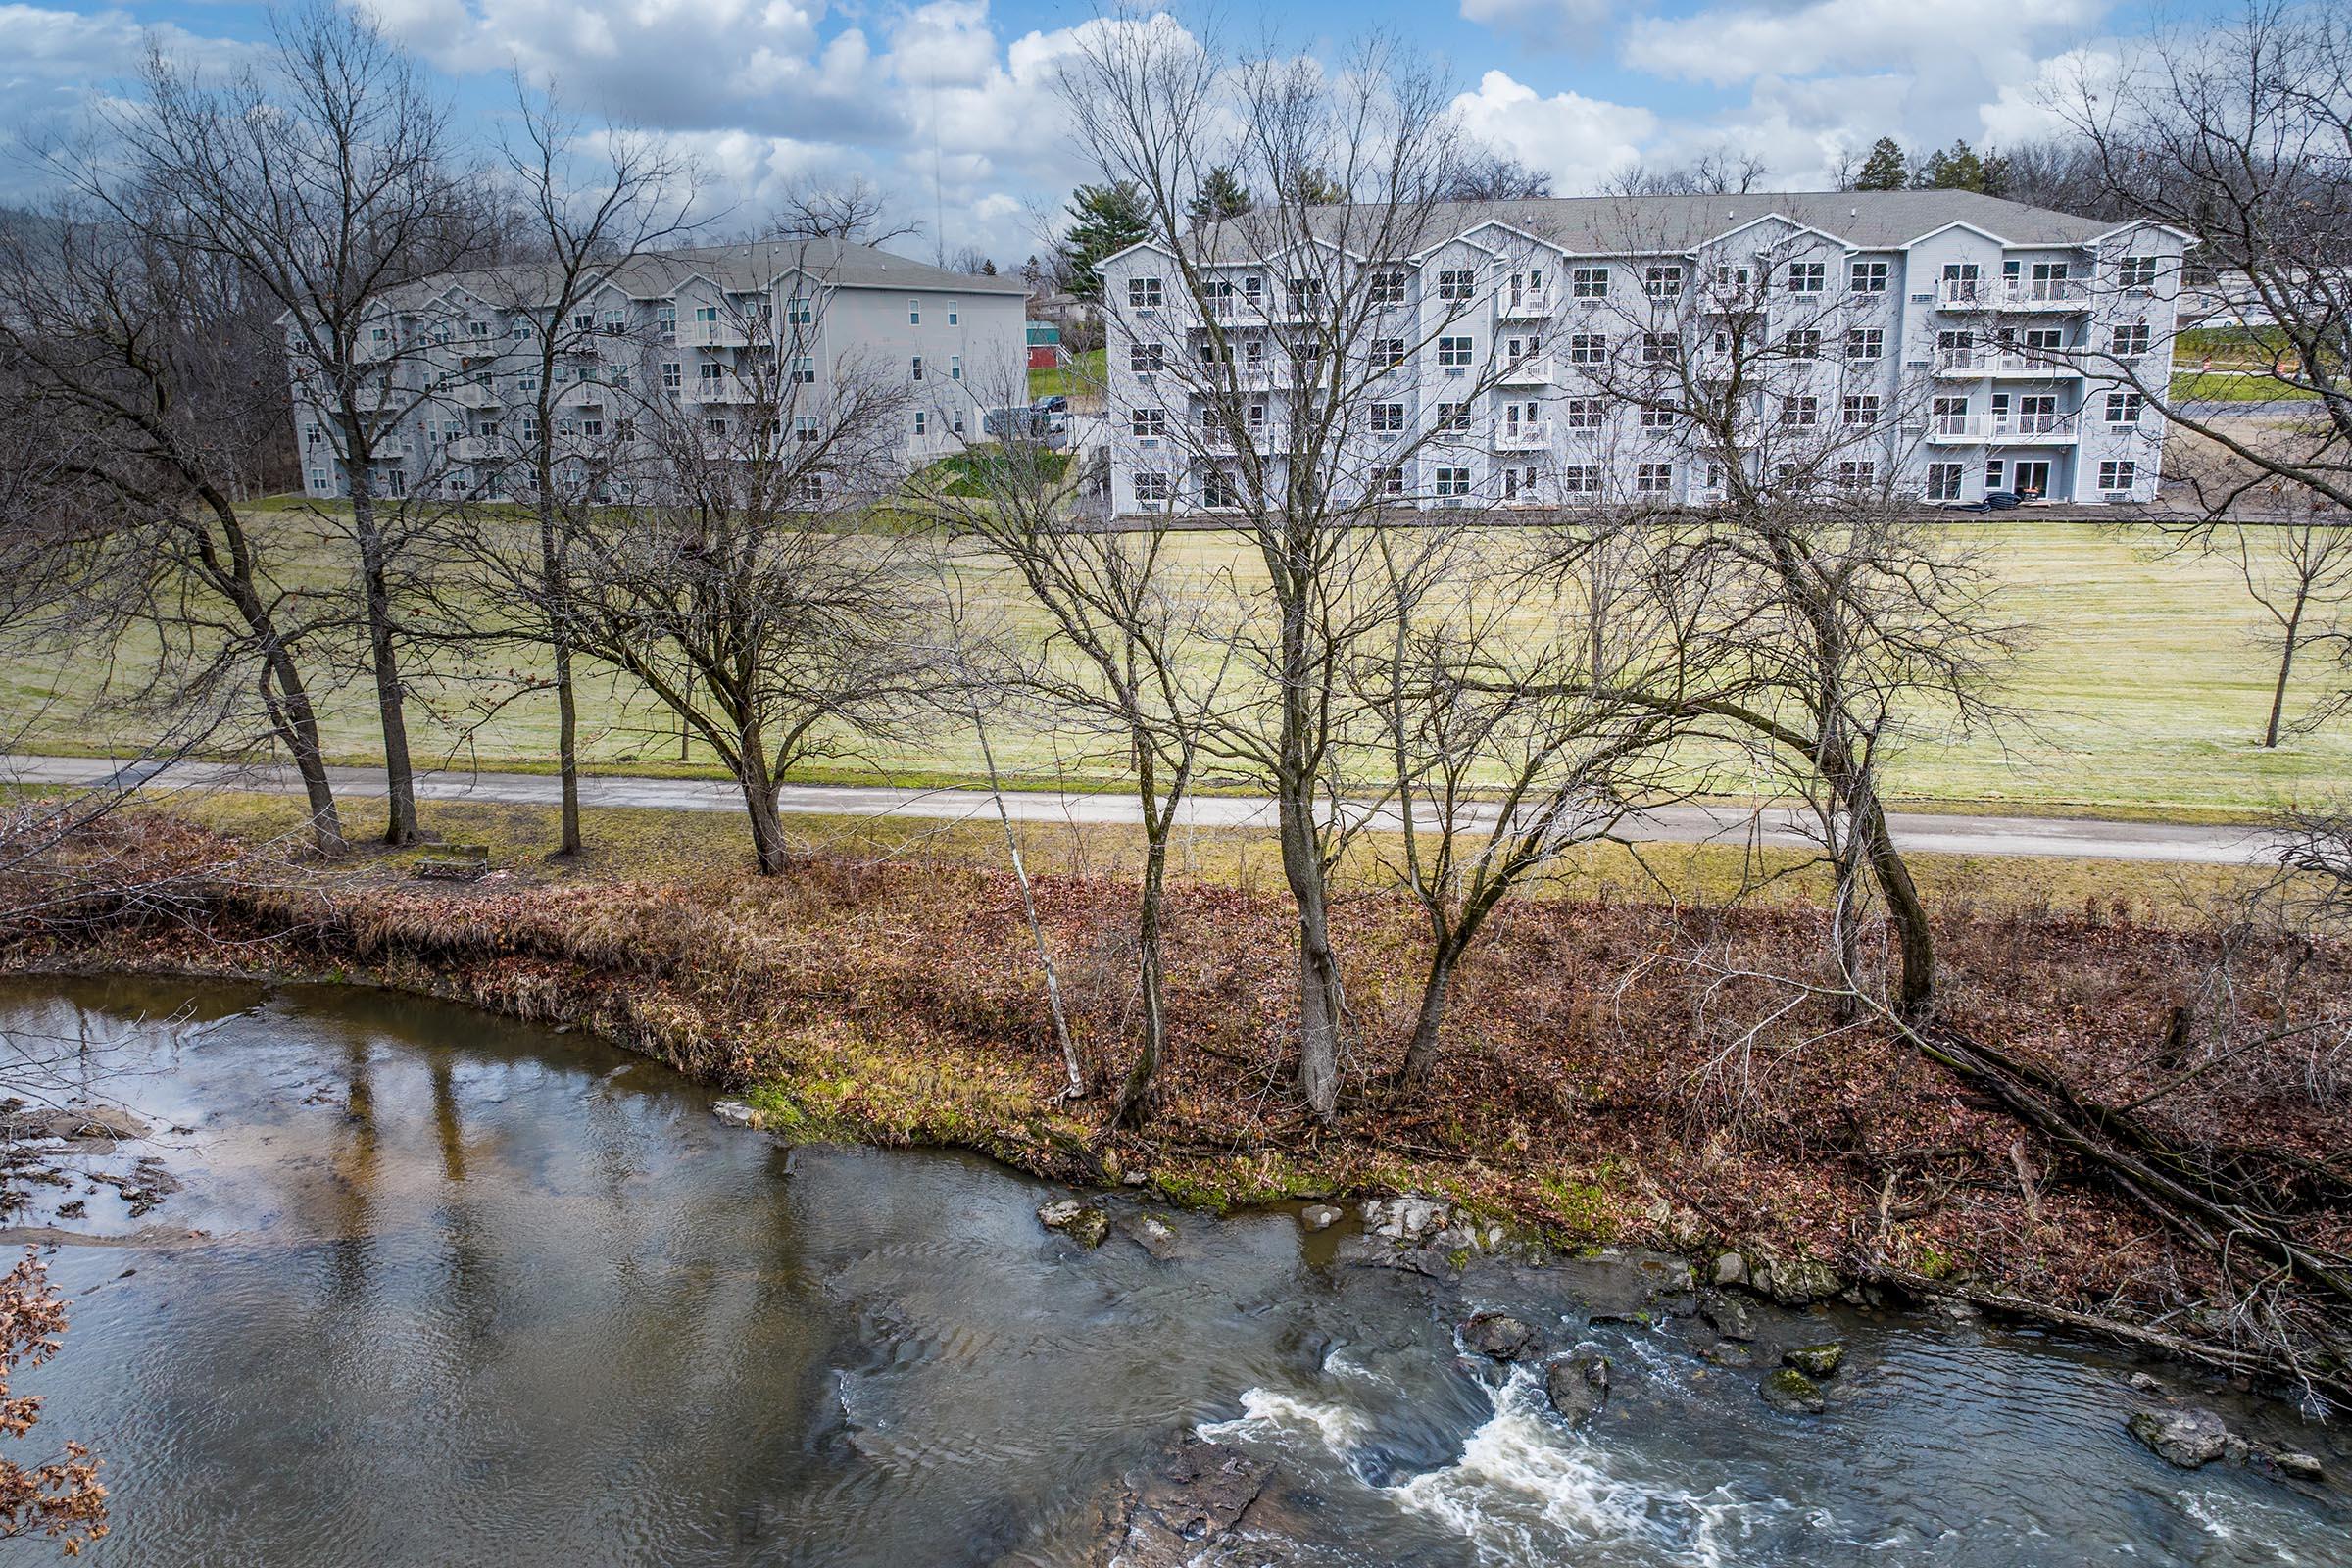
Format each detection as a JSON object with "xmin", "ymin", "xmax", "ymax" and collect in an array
[
  {"xmin": 1571, "ymin": 266, "xmax": 1610, "ymax": 299},
  {"xmin": 1377, "ymin": 464, "xmax": 1405, "ymax": 497},
  {"xmin": 1131, "ymin": 342, "xmax": 1164, "ymax": 373},
  {"xmin": 913, "ymin": 410, "xmax": 928, "ymax": 437},
  {"xmin": 1131, "ymin": 407, "xmax": 1167, "ymax": 437},
  {"xmin": 1128, "ymin": 276, "xmax": 1164, "ymax": 309},
  {"xmin": 2104, "ymin": 390, "xmax": 2144, "ymax": 424},
  {"xmin": 1560, "ymin": 464, "xmax": 1600, "ymax": 493},
  {"xmin": 1434, "ymin": 466, "xmax": 1471, "ymax": 496},
  {"xmin": 1641, "ymin": 331, "xmax": 1679, "ymax": 365},
  {"xmin": 2117, "ymin": 255, "xmax": 2158, "ymax": 290},
  {"xmin": 1639, "ymin": 406, "xmax": 1676, "ymax": 429},
  {"xmin": 1435, "ymin": 402, "xmax": 1471, "ymax": 433},
  {"xmin": 1845, "ymin": 328, "xmax": 1884, "ymax": 361},
  {"xmin": 1563, "ymin": 398, "xmax": 1604, "ymax": 429},
  {"xmin": 2110, "ymin": 322, "xmax": 2151, "ymax": 356},
  {"xmin": 1368, "ymin": 269, "xmax": 1409, "ymax": 306},
  {"xmin": 1849, "ymin": 260, "xmax": 1889, "ymax": 293},
  {"xmin": 792, "ymin": 356, "xmax": 816, "ymax": 384},
  {"xmin": 1787, "ymin": 262, "xmax": 1826, "ymax": 293},
  {"xmin": 1370, "ymin": 402, "xmax": 1405, "ymax": 433},
  {"xmin": 1783, "ymin": 329, "xmax": 1822, "ymax": 360},
  {"xmin": 1779, "ymin": 396, "xmax": 1819, "ymax": 426},
  {"xmin": 950, "ymin": 355, "xmax": 961, "ymax": 381},
  {"xmin": 1985, "ymin": 459, "xmax": 2005, "ymax": 490},
  {"xmin": 1437, "ymin": 270, "xmax": 1475, "ymax": 301},
  {"xmin": 1837, "ymin": 460, "xmax": 1876, "ymax": 488},
  {"xmin": 1644, "ymin": 265, "xmax": 1684, "ymax": 299},
  {"xmin": 1437, "ymin": 336, "xmax": 1473, "ymax": 368},
  {"xmin": 908, "ymin": 300, "xmax": 922, "ymax": 324},
  {"xmin": 1567, "ymin": 333, "xmax": 1606, "ymax": 366},
  {"xmin": 911, "ymin": 355, "xmax": 925, "ymax": 381},
  {"xmin": 1135, "ymin": 470, "xmax": 1170, "ymax": 504},
  {"xmin": 1372, "ymin": 337, "xmax": 1406, "ymax": 370},
  {"xmin": 1635, "ymin": 463, "xmax": 1673, "ymax": 493},
  {"xmin": 2099, "ymin": 460, "xmax": 2137, "ymax": 492},
  {"xmin": 795, "ymin": 416, "xmax": 819, "ymax": 442},
  {"xmin": 1842, "ymin": 394, "xmax": 1880, "ymax": 426},
  {"xmin": 1926, "ymin": 462, "xmax": 1966, "ymax": 501}
]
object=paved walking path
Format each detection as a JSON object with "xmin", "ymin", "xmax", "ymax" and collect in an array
[{"xmin": 6, "ymin": 754, "xmax": 2283, "ymax": 866}]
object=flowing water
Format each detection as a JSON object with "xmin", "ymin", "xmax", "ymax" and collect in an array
[{"xmin": 1, "ymin": 977, "xmax": 2343, "ymax": 1566}]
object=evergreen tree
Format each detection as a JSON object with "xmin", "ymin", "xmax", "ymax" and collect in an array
[
  {"xmin": 1056, "ymin": 181, "xmax": 1152, "ymax": 302},
  {"xmin": 1852, "ymin": 136, "xmax": 1908, "ymax": 191},
  {"xmin": 1187, "ymin": 165, "xmax": 1252, "ymax": 223},
  {"xmin": 1911, "ymin": 138, "xmax": 2008, "ymax": 195},
  {"xmin": 1287, "ymin": 166, "xmax": 1349, "ymax": 207}
]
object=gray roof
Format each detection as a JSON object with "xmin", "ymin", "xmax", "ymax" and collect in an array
[
  {"xmin": 419, "ymin": 236, "xmax": 1026, "ymax": 310},
  {"xmin": 1186, "ymin": 189, "xmax": 2145, "ymax": 263}
]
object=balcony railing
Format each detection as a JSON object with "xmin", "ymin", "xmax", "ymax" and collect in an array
[
  {"xmin": 1498, "ymin": 355, "xmax": 1554, "ymax": 385},
  {"xmin": 1931, "ymin": 348, "xmax": 2078, "ymax": 377},
  {"xmin": 1496, "ymin": 287, "xmax": 1551, "ymax": 319},
  {"xmin": 1494, "ymin": 419, "xmax": 1551, "ymax": 451},
  {"xmin": 1937, "ymin": 276, "xmax": 2093, "ymax": 311},
  {"xmin": 1923, "ymin": 412, "xmax": 2082, "ymax": 443}
]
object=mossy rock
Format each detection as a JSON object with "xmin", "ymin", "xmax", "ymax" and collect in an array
[
  {"xmin": 1759, "ymin": 1367, "xmax": 1825, "ymax": 1415},
  {"xmin": 1783, "ymin": 1343, "xmax": 1846, "ymax": 1379}
]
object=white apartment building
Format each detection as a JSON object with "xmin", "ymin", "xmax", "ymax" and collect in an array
[
  {"xmin": 1098, "ymin": 190, "xmax": 2187, "ymax": 516},
  {"xmin": 289, "ymin": 238, "xmax": 1028, "ymax": 503}
]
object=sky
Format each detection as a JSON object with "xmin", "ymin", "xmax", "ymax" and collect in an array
[{"xmin": 0, "ymin": 0, "xmax": 2229, "ymax": 268}]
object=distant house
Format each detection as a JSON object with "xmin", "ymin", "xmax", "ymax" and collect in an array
[{"xmin": 1026, "ymin": 319, "xmax": 1061, "ymax": 370}]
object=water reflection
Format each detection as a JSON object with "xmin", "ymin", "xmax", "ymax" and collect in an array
[{"xmin": 1, "ymin": 978, "xmax": 2342, "ymax": 1567}]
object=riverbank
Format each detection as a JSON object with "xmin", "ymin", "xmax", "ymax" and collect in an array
[{"xmin": 6, "ymin": 812, "xmax": 2347, "ymax": 1403}]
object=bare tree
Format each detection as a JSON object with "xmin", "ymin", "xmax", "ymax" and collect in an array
[
  {"xmin": 773, "ymin": 173, "xmax": 917, "ymax": 246},
  {"xmin": 917, "ymin": 377, "xmax": 1237, "ymax": 1124},
  {"xmin": 1443, "ymin": 150, "xmax": 1552, "ymax": 202},
  {"xmin": 2177, "ymin": 501, "xmax": 2352, "ymax": 747},
  {"xmin": 564, "ymin": 283, "xmax": 932, "ymax": 873},
  {"xmin": 1058, "ymin": 20, "xmax": 1534, "ymax": 1121},
  {"xmin": 2047, "ymin": 1, "xmax": 2352, "ymax": 514},
  {"xmin": 0, "ymin": 211, "xmax": 349, "ymax": 856},
  {"xmin": 109, "ymin": 3, "xmax": 494, "ymax": 846},
  {"xmin": 444, "ymin": 83, "xmax": 699, "ymax": 856},
  {"xmin": 1603, "ymin": 149, "xmax": 1772, "ymax": 197}
]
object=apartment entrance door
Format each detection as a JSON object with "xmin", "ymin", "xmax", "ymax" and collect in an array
[{"xmin": 2011, "ymin": 460, "xmax": 2052, "ymax": 500}]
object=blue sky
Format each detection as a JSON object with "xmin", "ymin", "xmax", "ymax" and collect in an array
[{"xmin": 1, "ymin": 1, "xmax": 2221, "ymax": 264}]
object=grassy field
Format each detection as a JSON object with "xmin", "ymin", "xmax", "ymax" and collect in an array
[
  {"xmin": 1027, "ymin": 347, "xmax": 1105, "ymax": 405},
  {"xmin": 8, "ymin": 514, "xmax": 2350, "ymax": 819}
]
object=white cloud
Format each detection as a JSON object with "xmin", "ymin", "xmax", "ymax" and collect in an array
[
  {"xmin": 1978, "ymin": 45, "xmax": 2119, "ymax": 145},
  {"xmin": 1449, "ymin": 71, "xmax": 1657, "ymax": 194},
  {"xmin": 1624, "ymin": 0, "xmax": 2105, "ymax": 90}
]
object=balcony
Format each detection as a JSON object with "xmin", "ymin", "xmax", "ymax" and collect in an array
[
  {"xmin": 1931, "ymin": 349, "xmax": 2079, "ymax": 378},
  {"xmin": 1923, "ymin": 413, "xmax": 2082, "ymax": 444},
  {"xmin": 1494, "ymin": 419, "xmax": 1551, "ymax": 451},
  {"xmin": 450, "ymin": 381, "xmax": 502, "ymax": 410},
  {"xmin": 1496, "ymin": 287, "xmax": 1551, "ymax": 319},
  {"xmin": 450, "ymin": 435, "xmax": 501, "ymax": 462},
  {"xmin": 1937, "ymin": 276, "xmax": 2093, "ymax": 312},
  {"xmin": 693, "ymin": 319, "xmax": 748, "ymax": 348},
  {"xmin": 1497, "ymin": 355, "xmax": 1554, "ymax": 386}
]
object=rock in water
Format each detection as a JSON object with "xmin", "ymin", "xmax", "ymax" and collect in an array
[
  {"xmin": 1298, "ymin": 1203, "xmax": 1345, "ymax": 1232},
  {"xmin": 1038, "ymin": 1200, "xmax": 1111, "ymax": 1250},
  {"xmin": 2127, "ymin": 1407, "xmax": 2231, "ymax": 1468},
  {"xmin": 1759, "ymin": 1368, "xmax": 1825, "ymax": 1415},
  {"xmin": 710, "ymin": 1100, "xmax": 758, "ymax": 1128},
  {"xmin": 1544, "ymin": 1351, "xmax": 1610, "ymax": 1427},
  {"xmin": 2265, "ymin": 1449, "xmax": 2325, "ymax": 1482},
  {"xmin": 1461, "ymin": 1311, "xmax": 1541, "ymax": 1361},
  {"xmin": 1782, "ymin": 1343, "xmax": 1846, "ymax": 1379},
  {"xmin": 1122, "ymin": 1214, "xmax": 1179, "ymax": 1259},
  {"xmin": 1095, "ymin": 1435, "xmax": 1268, "ymax": 1568},
  {"xmin": 1701, "ymin": 1294, "xmax": 1755, "ymax": 1342}
]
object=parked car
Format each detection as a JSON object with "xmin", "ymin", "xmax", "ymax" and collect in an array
[{"xmin": 1032, "ymin": 394, "xmax": 1068, "ymax": 415}]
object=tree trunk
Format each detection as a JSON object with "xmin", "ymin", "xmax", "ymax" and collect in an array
[
  {"xmin": 263, "ymin": 648, "xmax": 346, "ymax": 858},
  {"xmin": 554, "ymin": 637, "xmax": 581, "ymax": 855},
  {"xmin": 1114, "ymin": 827, "xmax": 1172, "ymax": 1128},
  {"xmin": 2264, "ymin": 584, "xmax": 2307, "ymax": 749},
  {"xmin": 344, "ymin": 468, "xmax": 419, "ymax": 846},
  {"xmin": 739, "ymin": 768, "xmax": 790, "ymax": 876},
  {"xmin": 1276, "ymin": 781, "xmax": 1344, "ymax": 1122},
  {"xmin": 1851, "ymin": 777, "xmax": 1935, "ymax": 1020},
  {"xmin": 1396, "ymin": 945, "xmax": 1457, "ymax": 1087}
]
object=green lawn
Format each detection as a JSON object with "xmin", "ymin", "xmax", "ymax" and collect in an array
[
  {"xmin": 8, "ymin": 515, "xmax": 2350, "ymax": 818},
  {"xmin": 1027, "ymin": 347, "xmax": 1105, "ymax": 404}
]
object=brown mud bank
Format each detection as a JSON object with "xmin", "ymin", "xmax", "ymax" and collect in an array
[{"xmin": 6, "ymin": 821, "xmax": 2348, "ymax": 1401}]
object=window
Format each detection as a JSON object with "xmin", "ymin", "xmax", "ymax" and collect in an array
[
  {"xmin": 1501, "ymin": 465, "xmax": 1542, "ymax": 500},
  {"xmin": 310, "ymin": 468, "xmax": 330, "ymax": 491},
  {"xmin": 1134, "ymin": 470, "xmax": 1170, "ymax": 505},
  {"xmin": 1563, "ymin": 398, "xmax": 1604, "ymax": 429},
  {"xmin": 1288, "ymin": 276, "xmax": 1324, "ymax": 313},
  {"xmin": 1784, "ymin": 329, "xmax": 1822, "ymax": 360},
  {"xmin": 795, "ymin": 474, "xmax": 824, "ymax": 503},
  {"xmin": 1372, "ymin": 337, "xmax": 1407, "ymax": 370},
  {"xmin": 700, "ymin": 362, "xmax": 726, "ymax": 384},
  {"xmin": 1639, "ymin": 406, "xmax": 1676, "ymax": 429},
  {"xmin": 795, "ymin": 416, "xmax": 820, "ymax": 443},
  {"xmin": 580, "ymin": 418, "xmax": 603, "ymax": 438},
  {"xmin": 948, "ymin": 304, "xmax": 958, "ymax": 325},
  {"xmin": 696, "ymin": 306, "xmax": 719, "ymax": 331},
  {"xmin": 1984, "ymin": 459, "xmax": 2005, "ymax": 490},
  {"xmin": 908, "ymin": 300, "xmax": 922, "ymax": 324},
  {"xmin": 1571, "ymin": 266, "xmax": 1610, "ymax": 299},
  {"xmin": 1434, "ymin": 466, "xmax": 1471, "ymax": 497},
  {"xmin": 2099, "ymin": 460, "xmax": 2137, "ymax": 492},
  {"xmin": 1560, "ymin": 464, "xmax": 1600, "ymax": 494},
  {"xmin": 953, "ymin": 409, "xmax": 966, "ymax": 435},
  {"xmin": 1845, "ymin": 328, "xmax": 1885, "ymax": 361},
  {"xmin": 788, "ymin": 296, "xmax": 812, "ymax": 325},
  {"xmin": 1437, "ymin": 336, "xmax": 1474, "ymax": 368},
  {"xmin": 1435, "ymin": 402, "xmax": 1471, "ymax": 433},
  {"xmin": 1849, "ymin": 260, "xmax": 1889, "ymax": 294},
  {"xmin": 511, "ymin": 321, "xmax": 531, "ymax": 340},
  {"xmin": 1368, "ymin": 269, "xmax": 1409, "ymax": 306},
  {"xmin": 792, "ymin": 356, "xmax": 816, "ymax": 384},
  {"xmin": 910, "ymin": 355, "xmax": 925, "ymax": 382},
  {"xmin": 566, "ymin": 311, "xmax": 593, "ymax": 333},
  {"xmin": 1131, "ymin": 407, "xmax": 1167, "ymax": 438},
  {"xmin": 656, "ymin": 307, "xmax": 676, "ymax": 340},
  {"xmin": 1636, "ymin": 463, "xmax": 1673, "ymax": 493},
  {"xmin": 1131, "ymin": 342, "xmax": 1164, "ymax": 373},
  {"xmin": 2104, "ymin": 390, "xmax": 2144, "ymax": 424},
  {"xmin": 1567, "ymin": 333, "xmax": 1606, "ymax": 366},
  {"xmin": 1842, "ymin": 394, "xmax": 1880, "ymax": 426},
  {"xmin": 1779, "ymin": 396, "xmax": 1819, "ymax": 426},
  {"xmin": 304, "ymin": 423, "xmax": 322, "ymax": 447},
  {"xmin": 1926, "ymin": 462, "xmax": 1966, "ymax": 501},
  {"xmin": 950, "ymin": 355, "xmax": 962, "ymax": 381},
  {"xmin": 1376, "ymin": 465, "xmax": 1405, "ymax": 498},
  {"xmin": 1642, "ymin": 331, "xmax": 1679, "ymax": 365},
  {"xmin": 1711, "ymin": 264, "xmax": 1749, "ymax": 290},
  {"xmin": 1837, "ymin": 461, "xmax": 1876, "ymax": 488},
  {"xmin": 1202, "ymin": 468, "xmax": 1238, "ymax": 509},
  {"xmin": 2117, "ymin": 255, "xmax": 2159, "ymax": 290},
  {"xmin": 913, "ymin": 410, "xmax": 928, "ymax": 436},
  {"xmin": 602, "ymin": 311, "xmax": 626, "ymax": 335},
  {"xmin": 1437, "ymin": 270, "xmax": 1475, "ymax": 301},
  {"xmin": 705, "ymin": 417, "xmax": 728, "ymax": 436},
  {"xmin": 1644, "ymin": 265, "xmax": 1684, "ymax": 299},
  {"xmin": 1128, "ymin": 276, "xmax": 1164, "ymax": 309},
  {"xmin": 2110, "ymin": 322, "xmax": 2151, "ymax": 357},
  {"xmin": 371, "ymin": 326, "xmax": 390, "ymax": 344},
  {"xmin": 1370, "ymin": 402, "xmax": 1405, "ymax": 433},
  {"xmin": 1787, "ymin": 262, "xmax": 1826, "ymax": 293}
]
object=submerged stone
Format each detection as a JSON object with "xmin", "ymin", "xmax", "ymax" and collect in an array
[
  {"xmin": 1544, "ymin": 1350, "xmax": 1610, "ymax": 1427},
  {"xmin": 1701, "ymin": 1294, "xmax": 1755, "ymax": 1342},
  {"xmin": 1760, "ymin": 1368, "xmax": 1826, "ymax": 1415},
  {"xmin": 2127, "ymin": 1407, "xmax": 2231, "ymax": 1468},
  {"xmin": 1783, "ymin": 1343, "xmax": 1846, "ymax": 1379},
  {"xmin": 1298, "ymin": 1203, "xmax": 1344, "ymax": 1232},
  {"xmin": 1461, "ymin": 1311, "xmax": 1541, "ymax": 1361},
  {"xmin": 1039, "ymin": 1200, "xmax": 1111, "ymax": 1250}
]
